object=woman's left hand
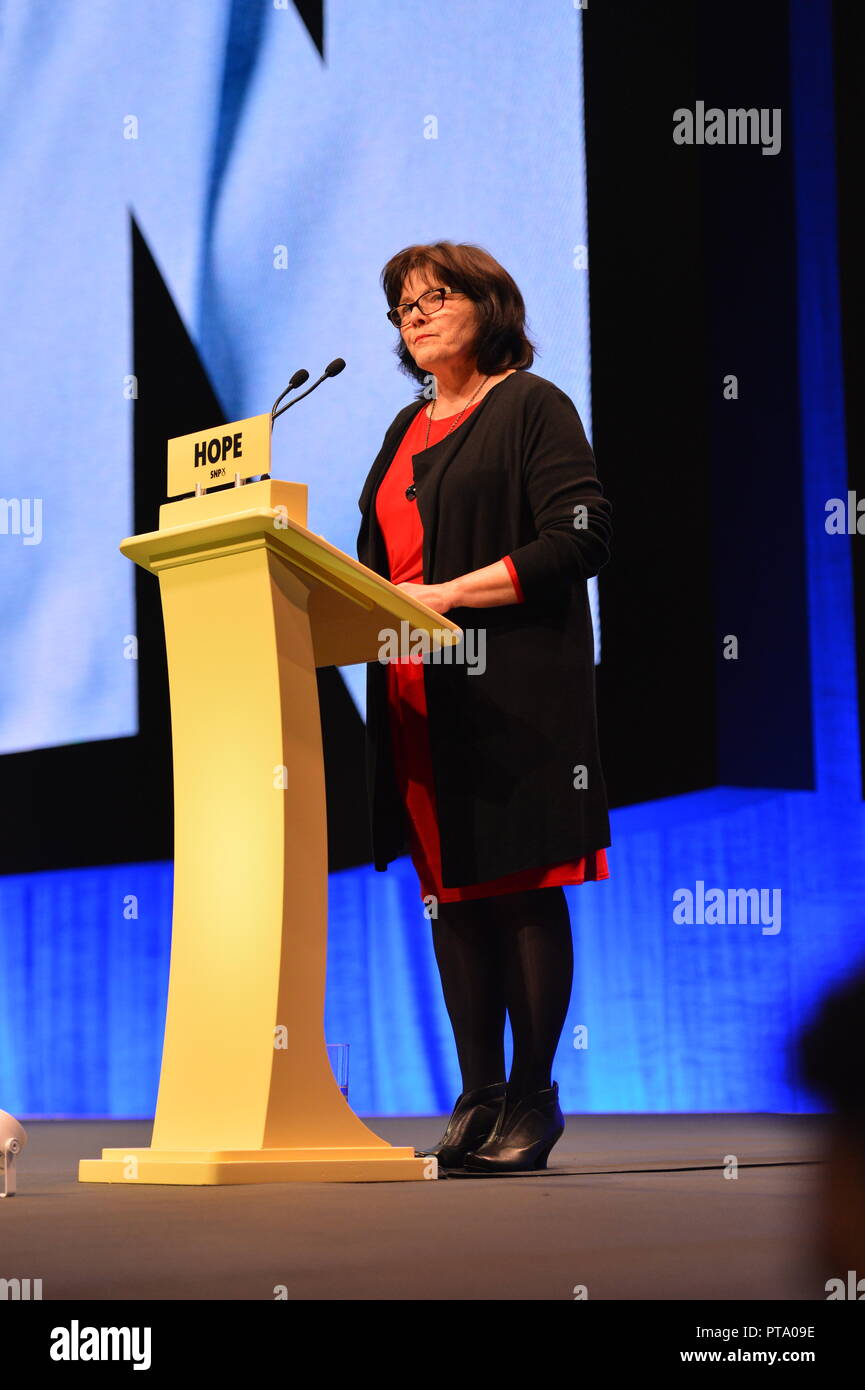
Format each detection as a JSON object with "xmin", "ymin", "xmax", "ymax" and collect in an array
[{"xmin": 394, "ymin": 580, "xmax": 459, "ymax": 615}]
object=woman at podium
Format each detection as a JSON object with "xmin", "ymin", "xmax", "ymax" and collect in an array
[{"xmin": 356, "ymin": 241, "xmax": 612, "ymax": 1175}]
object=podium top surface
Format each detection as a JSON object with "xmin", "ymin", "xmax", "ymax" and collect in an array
[{"xmin": 119, "ymin": 479, "xmax": 463, "ymax": 668}]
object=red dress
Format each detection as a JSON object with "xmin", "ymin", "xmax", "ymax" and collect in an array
[{"xmin": 375, "ymin": 399, "xmax": 610, "ymax": 904}]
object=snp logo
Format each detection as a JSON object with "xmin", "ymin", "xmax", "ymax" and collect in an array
[{"xmin": 1, "ymin": 1277, "xmax": 42, "ymax": 1299}]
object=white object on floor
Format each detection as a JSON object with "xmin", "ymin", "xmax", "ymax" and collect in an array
[{"xmin": 0, "ymin": 1109, "xmax": 27, "ymax": 1197}]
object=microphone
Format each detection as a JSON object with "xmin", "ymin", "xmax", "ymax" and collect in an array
[
  {"xmin": 271, "ymin": 368, "xmax": 310, "ymax": 419},
  {"xmin": 272, "ymin": 358, "xmax": 346, "ymax": 423}
]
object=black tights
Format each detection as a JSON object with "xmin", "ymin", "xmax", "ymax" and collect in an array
[{"xmin": 430, "ymin": 886, "xmax": 574, "ymax": 1102}]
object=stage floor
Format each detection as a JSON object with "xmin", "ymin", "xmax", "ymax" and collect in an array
[{"xmin": 2, "ymin": 1114, "xmax": 829, "ymax": 1300}]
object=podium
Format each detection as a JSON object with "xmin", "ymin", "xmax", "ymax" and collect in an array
[{"xmin": 78, "ymin": 479, "xmax": 462, "ymax": 1184}]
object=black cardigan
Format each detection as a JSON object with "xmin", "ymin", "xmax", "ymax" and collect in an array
[{"xmin": 356, "ymin": 368, "xmax": 613, "ymax": 887}]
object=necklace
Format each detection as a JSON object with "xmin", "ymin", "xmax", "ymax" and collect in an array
[
  {"xmin": 405, "ymin": 374, "xmax": 489, "ymax": 502},
  {"xmin": 424, "ymin": 373, "xmax": 489, "ymax": 450}
]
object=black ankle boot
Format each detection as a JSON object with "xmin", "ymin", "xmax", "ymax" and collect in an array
[
  {"xmin": 415, "ymin": 1082, "xmax": 507, "ymax": 1169},
  {"xmin": 462, "ymin": 1081, "xmax": 565, "ymax": 1172}
]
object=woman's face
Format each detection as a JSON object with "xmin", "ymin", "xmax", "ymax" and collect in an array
[{"xmin": 398, "ymin": 269, "xmax": 479, "ymax": 374}]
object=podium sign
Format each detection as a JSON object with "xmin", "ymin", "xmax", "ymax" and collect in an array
[{"xmin": 167, "ymin": 413, "xmax": 271, "ymax": 498}]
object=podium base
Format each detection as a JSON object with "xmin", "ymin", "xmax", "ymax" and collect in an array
[{"xmin": 78, "ymin": 1146, "xmax": 436, "ymax": 1185}]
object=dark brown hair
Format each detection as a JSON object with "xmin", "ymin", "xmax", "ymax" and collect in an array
[{"xmin": 380, "ymin": 241, "xmax": 537, "ymax": 395}]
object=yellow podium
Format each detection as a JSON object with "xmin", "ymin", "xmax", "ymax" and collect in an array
[{"xmin": 79, "ymin": 478, "xmax": 462, "ymax": 1185}]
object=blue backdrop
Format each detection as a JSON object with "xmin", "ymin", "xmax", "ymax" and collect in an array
[{"xmin": 0, "ymin": 0, "xmax": 594, "ymax": 751}]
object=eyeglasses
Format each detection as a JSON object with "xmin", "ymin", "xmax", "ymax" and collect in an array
[{"xmin": 386, "ymin": 286, "xmax": 462, "ymax": 329}]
